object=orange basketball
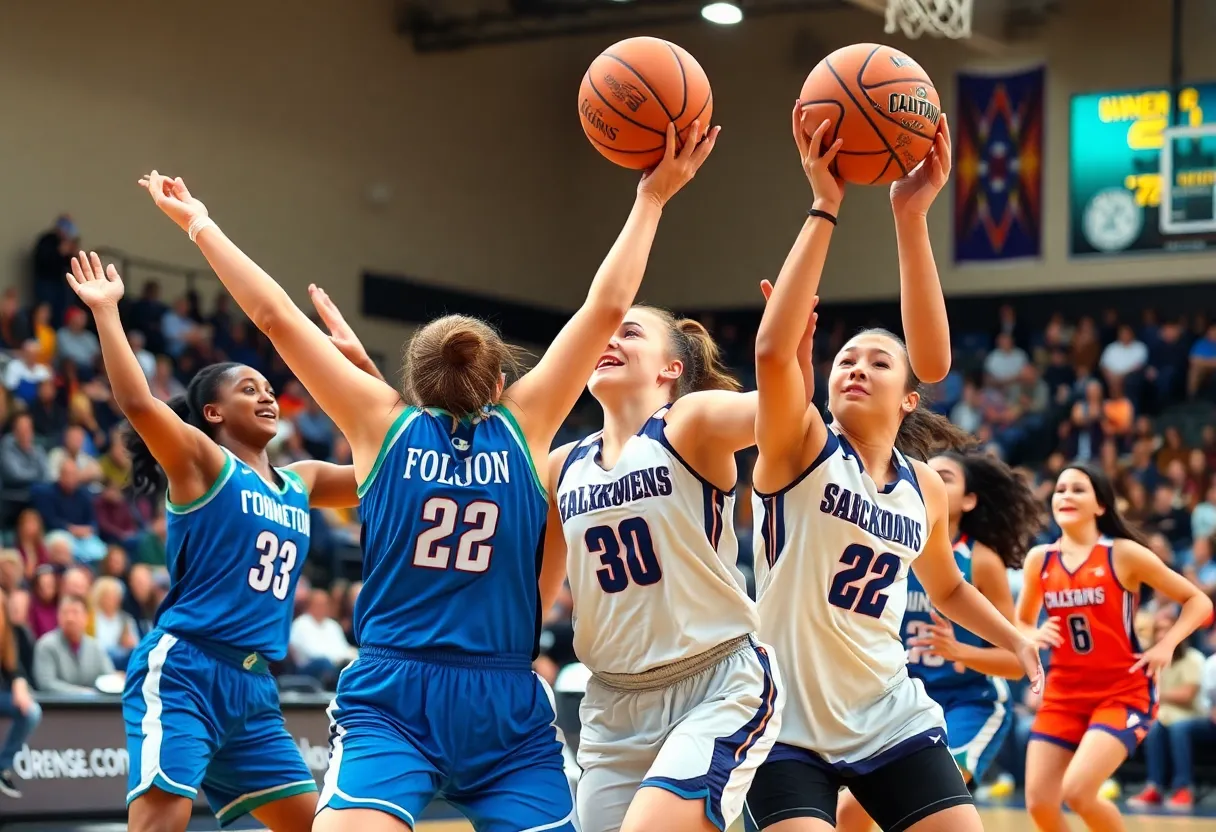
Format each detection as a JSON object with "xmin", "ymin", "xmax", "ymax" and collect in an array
[
  {"xmin": 578, "ymin": 37, "xmax": 713, "ymax": 170},
  {"xmin": 799, "ymin": 43, "xmax": 940, "ymax": 185}
]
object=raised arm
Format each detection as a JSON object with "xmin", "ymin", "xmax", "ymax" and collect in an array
[
  {"xmin": 910, "ymin": 462, "xmax": 1043, "ymax": 691},
  {"xmin": 284, "ymin": 460, "xmax": 359, "ymax": 509},
  {"xmin": 66, "ymin": 253, "xmax": 224, "ymax": 505},
  {"xmin": 753, "ymin": 109, "xmax": 839, "ymax": 487},
  {"xmin": 889, "ymin": 115, "xmax": 952, "ymax": 384},
  {"xmin": 308, "ymin": 284, "xmax": 386, "ymax": 383},
  {"xmin": 538, "ymin": 445, "xmax": 575, "ymax": 616},
  {"xmin": 503, "ymin": 122, "xmax": 719, "ymax": 456},
  {"xmin": 140, "ymin": 173, "xmax": 400, "ymax": 474},
  {"xmin": 1118, "ymin": 539, "xmax": 1214, "ymax": 678}
]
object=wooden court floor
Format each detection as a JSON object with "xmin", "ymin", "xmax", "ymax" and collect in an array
[{"xmin": 416, "ymin": 807, "xmax": 1216, "ymax": 830}]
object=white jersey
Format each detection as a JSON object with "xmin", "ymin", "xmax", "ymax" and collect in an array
[
  {"xmin": 753, "ymin": 427, "xmax": 943, "ymax": 764},
  {"xmin": 557, "ymin": 407, "xmax": 758, "ymax": 675}
]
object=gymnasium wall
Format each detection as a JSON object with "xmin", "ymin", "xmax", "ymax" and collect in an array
[{"xmin": 0, "ymin": 0, "xmax": 1212, "ymax": 361}]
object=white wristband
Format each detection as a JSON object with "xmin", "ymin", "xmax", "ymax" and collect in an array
[{"xmin": 187, "ymin": 216, "xmax": 215, "ymax": 243}]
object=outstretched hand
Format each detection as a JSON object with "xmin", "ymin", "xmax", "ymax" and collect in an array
[
  {"xmin": 637, "ymin": 120, "xmax": 720, "ymax": 208},
  {"xmin": 309, "ymin": 284, "xmax": 383, "ymax": 381},
  {"xmin": 794, "ymin": 105, "xmax": 844, "ymax": 213},
  {"xmin": 890, "ymin": 114, "xmax": 952, "ymax": 218},
  {"xmin": 138, "ymin": 171, "xmax": 209, "ymax": 234},
  {"xmin": 66, "ymin": 252, "xmax": 124, "ymax": 310},
  {"xmin": 761, "ymin": 278, "xmax": 817, "ymax": 366}
]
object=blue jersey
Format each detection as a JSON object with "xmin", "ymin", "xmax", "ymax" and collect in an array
[
  {"xmin": 157, "ymin": 450, "xmax": 311, "ymax": 662},
  {"xmin": 904, "ymin": 535, "xmax": 995, "ymax": 695},
  {"xmin": 354, "ymin": 405, "xmax": 548, "ymax": 659}
]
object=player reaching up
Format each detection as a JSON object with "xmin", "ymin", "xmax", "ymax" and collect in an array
[
  {"xmin": 1020, "ymin": 463, "xmax": 1211, "ymax": 832},
  {"xmin": 743, "ymin": 108, "xmax": 1042, "ymax": 832},
  {"xmin": 66, "ymin": 253, "xmax": 369, "ymax": 832},
  {"xmin": 139, "ymin": 119, "xmax": 717, "ymax": 832},
  {"xmin": 836, "ymin": 449, "xmax": 1043, "ymax": 831}
]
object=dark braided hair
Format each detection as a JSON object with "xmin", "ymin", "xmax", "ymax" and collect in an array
[
  {"xmin": 125, "ymin": 362, "xmax": 241, "ymax": 497},
  {"xmin": 934, "ymin": 450, "xmax": 1043, "ymax": 569}
]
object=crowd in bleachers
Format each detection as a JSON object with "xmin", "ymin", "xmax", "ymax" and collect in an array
[{"xmin": 3, "ymin": 214, "xmax": 1216, "ymax": 805}]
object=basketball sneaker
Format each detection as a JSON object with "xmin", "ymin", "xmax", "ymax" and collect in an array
[{"xmin": 0, "ymin": 769, "xmax": 22, "ymax": 798}]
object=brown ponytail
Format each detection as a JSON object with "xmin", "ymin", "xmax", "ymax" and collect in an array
[
  {"xmin": 404, "ymin": 314, "xmax": 525, "ymax": 420},
  {"xmin": 635, "ymin": 306, "xmax": 742, "ymax": 399},
  {"xmin": 855, "ymin": 328, "xmax": 975, "ymax": 461}
]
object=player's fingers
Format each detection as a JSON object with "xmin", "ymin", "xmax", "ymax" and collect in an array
[
  {"xmin": 760, "ymin": 279, "xmax": 774, "ymax": 301},
  {"xmin": 88, "ymin": 252, "xmax": 105, "ymax": 280},
  {"xmin": 1128, "ymin": 655, "xmax": 1146, "ymax": 674},
  {"xmin": 792, "ymin": 102, "xmax": 810, "ymax": 156},
  {"xmin": 929, "ymin": 609, "xmax": 949, "ymax": 627},
  {"xmin": 173, "ymin": 176, "xmax": 193, "ymax": 201},
  {"xmin": 690, "ymin": 125, "xmax": 720, "ymax": 166},
  {"xmin": 677, "ymin": 120, "xmax": 701, "ymax": 160},
  {"xmin": 68, "ymin": 257, "xmax": 85, "ymax": 285},
  {"xmin": 939, "ymin": 113, "xmax": 951, "ymax": 151},
  {"xmin": 821, "ymin": 138, "xmax": 844, "ymax": 167},
  {"xmin": 809, "ymin": 119, "xmax": 831, "ymax": 159},
  {"xmin": 663, "ymin": 122, "xmax": 678, "ymax": 162},
  {"xmin": 105, "ymin": 264, "xmax": 121, "ymax": 282}
]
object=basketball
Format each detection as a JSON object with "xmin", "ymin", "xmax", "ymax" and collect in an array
[
  {"xmin": 799, "ymin": 43, "xmax": 940, "ymax": 185},
  {"xmin": 578, "ymin": 37, "xmax": 713, "ymax": 170}
]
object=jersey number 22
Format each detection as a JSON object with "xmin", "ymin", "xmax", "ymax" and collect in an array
[{"xmin": 827, "ymin": 543, "xmax": 900, "ymax": 618}]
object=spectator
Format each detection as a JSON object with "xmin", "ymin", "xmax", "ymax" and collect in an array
[
  {"xmin": 984, "ymin": 331, "xmax": 1029, "ymax": 387},
  {"xmin": 0, "ymin": 413, "xmax": 50, "ymax": 507},
  {"xmin": 1099, "ymin": 323, "xmax": 1148, "ymax": 398},
  {"xmin": 1101, "ymin": 377, "xmax": 1135, "ymax": 448},
  {"xmin": 1187, "ymin": 322, "xmax": 1216, "ymax": 398},
  {"xmin": 56, "ymin": 307, "xmax": 100, "ymax": 377},
  {"xmin": 1070, "ymin": 316, "xmax": 1102, "ymax": 373},
  {"xmin": 122, "ymin": 563, "xmax": 157, "ymax": 635},
  {"xmin": 3, "ymin": 341, "xmax": 52, "ymax": 406},
  {"xmin": 31, "ymin": 215, "xmax": 78, "ymax": 326},
  {"xmin": 32, "ymin": 595, "xmax": 113, "ymax": 694},
  {"xmin": 1041, "ymin": 348, "xmax": 1076, "ymax": 408},
  {"xmin": 1158, "ymin": 426, "xmax": 1190, "ymax": 475},
  {"xmin": 160, "ymin": 296, "xmax": 197, "ymax": 357},
  {"xmin": 1130, "ymin": 606, "xmax": 1208, "ymax": 810},
  {"xmin": 1184, "ymin": 535, "xmax": 1216, "ymax": 596},
  {"xmin": 0, "ymin": 289, "xmax": 30, "ymax": 351},
  {"xmin": 134, "ymin": 513, "xmax": 167, "ymax": 567},
  {"xmin": 288, "ymin": 589, "xmax": 355, "ymax": 688},
  {"xmin": 1069, "ymin": 380, "xmax": 1106, "ymax": 461},
  {"xmin": 129, "ymin": 281, "xmax": 166, "ymax": 353},
  {"xmin": 28, "ymin": 566, "xmax": 59, "ymax": 640},
  {"xmin": 1193, "ymin": 482, "xmax": 1216, "ymax": 543},
  {"xmin": 295, "ymin": 396, "xmax": 335, "ymax": 460},
  {"xmin": 43, "ymin": 533, "xmax": 75, "ymax": 570},
  {"xmin": 98, "ymin": 427, "xmax": 131, "ymax": 490},
  {"xmin": 29, "ymin": 379, "xmax": 67, "ymax": 442},
  {"xmin": 1147, "ymin": 483, "xmax": 1192, "ymax": 554},
  {"xmin": 94, "ymin": 485, "xmax": 140, "ymax": 547},
  {"xmin": 1148, "ymin": 320, "xmax": 1189, "ymax": 402},
  {"xmin": 31, "ymin": 459, "xmax": 106, "ymax": 564},
  {"xmin": 149, "ymin": 354, "xmax": 185, "ymax": 402},
  {"xmin": 60, "ymin": 566, "xmax": 92, "ymax": 601},
  {"xmin": 29, "ymin": 303, "xmax": 56, "ymax": 366},
  {"xmin": 0, "ymin": 552, "xmax": 22, "ymax": 595},
  {"xmin": 127, "ymin": 330, "xmax": 156, "ymax": 379},
  {"xmin": 6, "ymin": 591, "xmax": 35, "ymax": 690},
  {"xmin": 48, "ymin": 424, "xmax": 103, "ymax": 485},
  {"xmin": 0, "ymin": 587, "xmax": 41, "ymax": 799},
  {"xmin": 88, "ymin": 576, "xmax": 137, "ymax": 670},
  {"xmin": 13, "ymin": 508, "xmax": 48, "ymax": 580}
]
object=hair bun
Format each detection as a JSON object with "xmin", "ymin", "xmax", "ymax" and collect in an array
[{"xmin": 440, "ymin": 327, "xmax": 484, "ymax": 367}]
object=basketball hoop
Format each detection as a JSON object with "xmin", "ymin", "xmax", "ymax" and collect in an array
[{"xmin": 885, "ymin": 0, "xmax": 973, "ymax": 39}]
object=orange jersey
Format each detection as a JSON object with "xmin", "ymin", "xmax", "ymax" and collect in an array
[{"xmin": 1038, "ymin": 536, "xmax": 1154, "ymax": 707}]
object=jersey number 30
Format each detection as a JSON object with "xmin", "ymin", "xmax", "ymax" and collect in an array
[
  {"xmin": 827, "ymin": 543, "xmax": 901, "ymax": 618},
  {"xmin": 587, "ymin": 518, "xmax": 661, "ymax": 593},
  {"xmin": 248, "ymin": 531, "xmax": 299, "ymax": 601}
]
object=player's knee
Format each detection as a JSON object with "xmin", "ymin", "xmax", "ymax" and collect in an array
[
  {"xmin": 1023, "ymin": 786, "xmax": 1059, "ymax": 820},
  {"xmin": 128, "ymin": 815, "xmax": 185, "ymax": 832},
  {"xmin": 1060, "ymin": 777, "xmax": 1100, "ymax": 814}
]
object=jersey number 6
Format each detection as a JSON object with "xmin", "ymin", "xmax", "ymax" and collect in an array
[
  {"xmin": 586, "ymin": 518, "xmax": 662, "ymax": 594},
  {"xmin": 827, "ymin": 543, "xmax": 901, "ymax": 618}
]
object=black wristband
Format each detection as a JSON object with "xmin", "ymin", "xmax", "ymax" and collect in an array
[{"xmin": 808, "ymin": 208, "xmax": 838, "ymax": 225}]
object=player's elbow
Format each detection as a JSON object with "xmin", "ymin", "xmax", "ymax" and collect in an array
[
  {"xmin": 909, "ymin": 350, "xmax": 951, "ymax": 386},
  {"xmin": 754, "ymin": 331, "xmax": 792, "ymax": 371}
]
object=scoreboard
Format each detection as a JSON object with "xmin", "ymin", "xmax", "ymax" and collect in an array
[{"xmin": 1070, "ymin": 83, "xmax": 1216, "ymax": 256}]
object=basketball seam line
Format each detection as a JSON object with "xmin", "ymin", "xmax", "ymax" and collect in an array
[
  {"xmin": 604, "ymin": 52, "xmax": 679, "ymax": 127},
  {"xmin": 586, "ymin": 72, "xmax": 667, "ymax": 139},
  {"xmin": 822, "ymin": 46, "xmax": 908, "ymax": 182},
  {"xmin": 662, "ymin": 40, "xmax": 690, "ymax": 121},
  {"xmin": 586, "ymin": 133, "xmax": 664, "ymax": 154},
  {"xmin": 855, "ymin": 48, "xmax": 937, "ymax": 152}
]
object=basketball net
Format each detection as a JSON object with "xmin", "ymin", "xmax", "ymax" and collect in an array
[{"xmin": 885, "ymin": 0, "xmax": 973, "ymax": 39}]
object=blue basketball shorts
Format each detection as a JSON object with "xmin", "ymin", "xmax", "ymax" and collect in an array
[
  {"xmin": 123, "ymin": 629, "xmax": 317, "ymax": 827},
  {"xmin": 318, "ymin": 647, "xmax": 576, "ymax": 832},
  {"xmin": 936, "ymin": 680, "xmax": 1014, "ymax": 781}
]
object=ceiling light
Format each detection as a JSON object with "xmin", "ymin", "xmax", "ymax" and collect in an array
[{"xmin": 701, "ymin": 1, "xmax": 742, "ymax": 24}]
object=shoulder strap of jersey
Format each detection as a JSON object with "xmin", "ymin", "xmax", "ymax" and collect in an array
[{"xmin": 557, "ymin": 431, "xmax": 604, "ymax": 491}]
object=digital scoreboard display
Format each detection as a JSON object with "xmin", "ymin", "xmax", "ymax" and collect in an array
[{"xmin": 1070, "ymin": 83, "xmax": 1216, "ymax": 256}]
